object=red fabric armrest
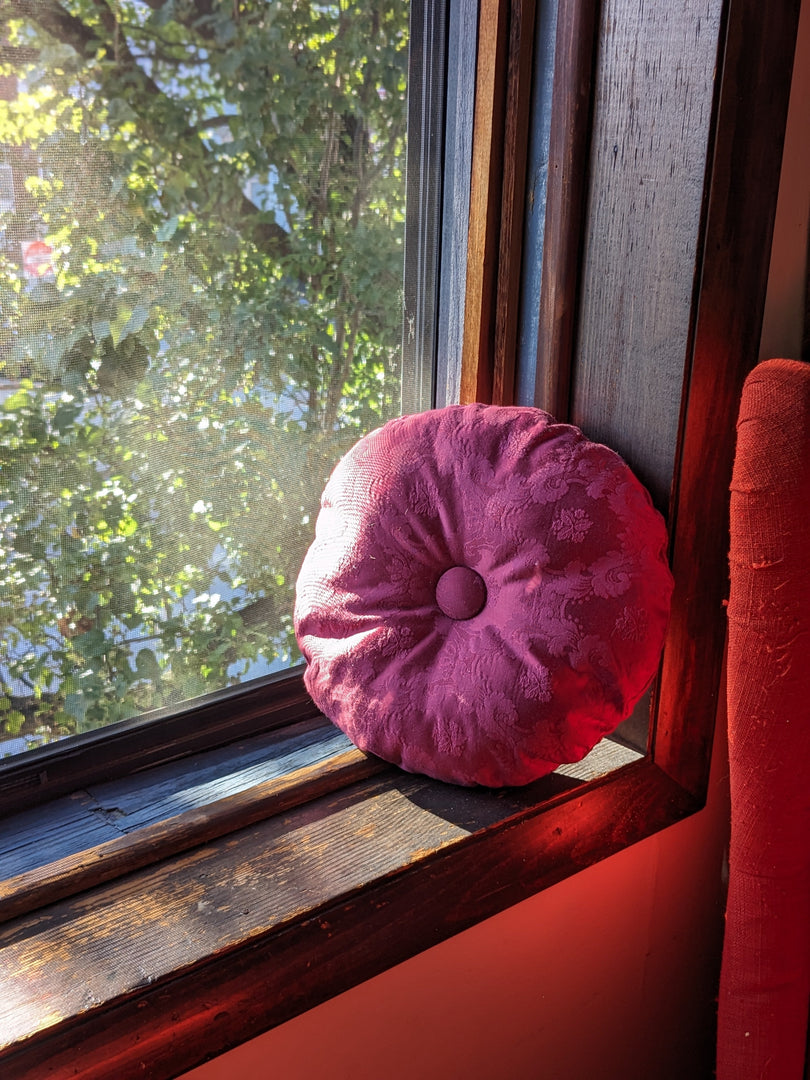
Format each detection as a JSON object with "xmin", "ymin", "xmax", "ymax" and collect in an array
[{"xmin": 717, "ymin": 358, "xmax": 810, "ymax": 1079}]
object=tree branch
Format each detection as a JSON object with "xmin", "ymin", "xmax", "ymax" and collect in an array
[
  {"xmin": 1, "ymin": 0, "xmax": 95, "ymax": 58},
  {"xmin": 4, "ymin": 0, "xmax": 291, "ymax": 256},
  {"xmin": 186, "ymin": 114, "xmax": 236, "ymax": 136}
]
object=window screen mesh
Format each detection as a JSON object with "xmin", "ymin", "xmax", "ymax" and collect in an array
[{"xmin": 0, "ymin": 0, "xmax": 420, "ymax": 754}]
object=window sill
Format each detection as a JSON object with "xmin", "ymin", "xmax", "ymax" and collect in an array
[{"xmin": 0, "ymin": 711, "xmax": 697, "ymax": 1080}]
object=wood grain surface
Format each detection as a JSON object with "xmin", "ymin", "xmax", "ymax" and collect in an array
[
  {"xmin": 570, "ymin": 0, "xmax": 723, "ymax": 513},
  {"xmin": 0, "ymin": 754, "xmax": 689, "ymax": 1080},
  {"xmin": 656, "ymin": 0, "xmax": 802, "ymax": 795},
  {"xmin": 0, "ymin": 669, "xmax": 316, "ymax": 817},
  {"xmin": 491, "ymin": 0, "xmax": 537, "ymax": 404},
  {"xmin": 461, "ymin": 0, "xmax": 509, "ymax": 403},
  {"xmin": 534, "ymin": 0, "xmax": 599, "ymax": 419},
  {"xmin": 0, "ymin": 741, "xmax": 386, "ymax": 925}
]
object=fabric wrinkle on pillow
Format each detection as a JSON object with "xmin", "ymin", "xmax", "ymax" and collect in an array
[{"xmin": 294, "ymin": 403, "xmax": 674, "ymax": 787}]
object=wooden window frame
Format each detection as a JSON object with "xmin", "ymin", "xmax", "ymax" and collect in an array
[{"xmin": 0, "ymin": 0, "xmax": 801, "ymax": 1076}]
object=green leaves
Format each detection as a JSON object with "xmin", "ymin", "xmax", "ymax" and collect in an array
[
  {"xmin": 0, "ymin": 0, "xmax": 410, "ymax": 754},
  {"xmin": 135, "ymin": 648, "xmax": 162, "ymax": 683},
  {"xmin": 109, "ymin": 303, "xmax": 150, "ymax": 348},
  {"xmin": 73, "ymin": 629, "xmax": 107, "ymax": 660},
  {"xmin": 96, "ymin": 336, "xmax": 150, "ymax": 395}
]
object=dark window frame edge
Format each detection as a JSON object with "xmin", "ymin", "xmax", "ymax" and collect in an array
[{"xmin": 0, "ymin": 668, "xmax": 317, "ymax": 817}]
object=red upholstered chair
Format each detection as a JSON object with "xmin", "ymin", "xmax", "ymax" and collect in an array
[{"xmin": 717, "ymin": 358, "xmax": 810, "ymax": 1079}]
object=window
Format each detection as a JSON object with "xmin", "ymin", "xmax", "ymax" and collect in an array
[
  {"xmin": 0, "ymin": 0, "xmax": 461, "ymax": 761},
  {"xmin": 0, "ymin": 0, "xmax": 801, "ymax": 1075}
]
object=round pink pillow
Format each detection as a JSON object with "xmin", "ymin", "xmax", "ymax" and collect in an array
[{"xmin": 294, "ymin": 404, "xmax": 673, "ymax": 787}]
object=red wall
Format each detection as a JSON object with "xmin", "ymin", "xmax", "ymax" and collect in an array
[{"xmin": 760, "ymin": 0, "xmax": 810, "ymax": 363}]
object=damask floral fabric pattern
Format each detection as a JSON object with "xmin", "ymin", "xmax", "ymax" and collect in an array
[{"xmin": 294, "ymin": 404, "xmax": 674, "ymax": 787}]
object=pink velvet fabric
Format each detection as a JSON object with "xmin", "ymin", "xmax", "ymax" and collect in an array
[
  {"xmin": 295, "ymin": 404, "xmax": 673, "ymax": 786},
  {"xmin": 717, "ymin": 359, "xmax": 810, "ymax": 1079}
]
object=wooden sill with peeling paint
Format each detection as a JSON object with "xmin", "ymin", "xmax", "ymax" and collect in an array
[{"xmin": 0, "ymin": 693, "xmax": 657, "ymax": 1080}]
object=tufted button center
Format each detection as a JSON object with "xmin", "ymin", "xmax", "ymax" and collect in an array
[{"xmin": 435, "ymin": 565, "xmax": 487, "ymax": 621}]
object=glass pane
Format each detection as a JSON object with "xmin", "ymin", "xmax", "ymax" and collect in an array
[{"xmin": 0, "ymin": 0, "xmax": 430, "ymax": 756}]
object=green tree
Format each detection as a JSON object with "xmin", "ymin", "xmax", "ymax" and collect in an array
[{"xmin": 0, "ymin": 0, "xmax": 410, "ymax": 747}]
